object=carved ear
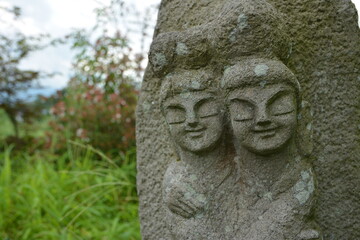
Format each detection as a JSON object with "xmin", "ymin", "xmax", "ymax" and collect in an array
[{"xmin": 296, "ymin": 100, "xmax": 313, "ymax": 157}]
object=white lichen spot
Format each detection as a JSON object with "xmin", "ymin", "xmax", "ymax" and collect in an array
[
  {"xmin": 176, "ymin": 42, "xmax": 189, "ymax": 56},
  {"xmin": 260, "ymin": 80, "xmax": 267, "ymax": 88},
  {"xmin": 263, "ymin": 192, "xmax": 273, "ymax": 201},
  {"xmin": 228, "ymin": 29, "xmax": 237, "ymax": 43},
  {"xmin": 225, "ymin": 226, "xmax": 232, "ymax": 233},
  {"xmin": 173, "ymin": 174, "xmax": 183, "ymax": 184},
  {"xmin": 180, "ymin": 92, "xmax": 191, "ymax": 99},
  {"xmin": 223, "ymin": 66, "xmax": 231, "ymax": 74},
  {"xmin": 293, "ymin": 169, "xmax": 315, "ymax": 205},
  {"xmin": 195, "ymin": 212, "xmax": 204, "ymax": 219},
  {"xmin": 184, "ymin": 185, "xmax": 196, "ymax": 200},
  {"xmin": 294, "ymin": 181, "xmax": 306, "ymax": 191},
  {"xmin": 228, "ymin": 13, "xmax": 249, "ymax": 42},
  {"xmin": 237, "ymin": 13, "xmax": 248, "ymax": 31},
  {"xmin": 301, "ymin": 100, "xmax": 307, "ymax": 109},
  {"xmin": 190, "ymin": 80, "xmax": 201, "ymax": 89},
  {"xmin": 152, "ymin": 53, "xmax": 167, "ymax": 68},
  {"xmin": 196, "ymin": 193, "xmax": 207, "ymax": 205},
  {"xmin": 254, "ymin": 64, "xmax": 269, "ymax": 77},
  {"xmin": 221, "ymin": 68, "xmax": 231, "ymax": 87},
  {"xmin": 142, "ymin": 100, "xmax": 151, "ymax": 112},
  {"xmin": 189, "ymin": 174, "xmax": 198, "ymax": 182},
  {"xmin": 294, "ymin": 188, "xmax": 312, "ymax": 205},
  {"xmin": 301, "ymin": 170, "xmax": 310, "ymax": 180},
  {"xmin": 184, "ymin": 192, "xmax": 192, "ymax": 200},
  {"xmin": 298, "ymin": 229, "xmax": 320, "ymax": 239}
]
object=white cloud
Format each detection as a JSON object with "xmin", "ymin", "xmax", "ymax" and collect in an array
[
  {"xmin": 48, "ymin": 0, "xmax": 101, "ymax": 32},
  {"xmin": 0, "ymin": 0, "xmax": 161, "ymax": 92}
]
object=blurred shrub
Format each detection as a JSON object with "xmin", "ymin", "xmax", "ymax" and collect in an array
[
  {"xmin": 45, "ymin": 81, "xmax": 137, "ymax": 156},
  {"xmin": 43, "ymin": 0, "xmax": 151, "ymax": 157}
]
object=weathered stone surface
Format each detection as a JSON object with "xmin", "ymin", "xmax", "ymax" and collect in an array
[{"xmin": 136, "ymin": 0, "xmax": 360, "ymax": 239}]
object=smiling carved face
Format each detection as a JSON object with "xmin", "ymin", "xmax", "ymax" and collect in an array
[
  {"xmin": 228, "ymin": 83, "xmax": 297, "ymax": 155},
  {"xmin": 163, "ymin": 91, "xmax": 224, "ymax": 154}
]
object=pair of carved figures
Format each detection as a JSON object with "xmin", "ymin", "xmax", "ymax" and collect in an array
[
  {"xmin": 150, "ymin": 0, "xmax": 320, "ymax": 239},
  {"xmin": 159, "ymin": 58, "xmax": 319, "ymax": 240}
]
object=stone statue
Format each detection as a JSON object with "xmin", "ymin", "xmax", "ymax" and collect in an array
[
  {"xmin": 159, "ymin": 58, "xmax": 319, "ymax": 240},
  {"xmin": 160, "ymin": 68, "xmax": 237, "ymax": 239},
  {"xmin": 222, "ymin": 57, "xmax": 319, "ymax": 239},
  {"xmin": 137, "ymin": 0, "xmax": 360, "ymax": 238}
]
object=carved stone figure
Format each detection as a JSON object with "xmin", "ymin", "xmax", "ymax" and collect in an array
[
  {"xmin": 137, "ymin": 0, "xmax": 360, "ymax": 239},
  {"xmin": 221, "ymin": 57, "xmax": 319, "ymax": 239},
  {"xmin": 160, "ymin": 69, "xmax": 237, "ymax": 239},
  {"xmin": 160, "ymin": 58, "xmax": 319, "ymax": 239}
]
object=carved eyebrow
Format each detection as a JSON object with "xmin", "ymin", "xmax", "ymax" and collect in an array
[
  {"xmin": 194, "ymin": 96, "xmax": 216, "ymax": 108},
  {"xmin": 164, "ymin": 103, "xmax": 185, "ymax": 110},
  {"xmin": 267, "ymin": 89, "xmax": 293, "ymax": 104},
  {"xmin": 228, "ymin": 96, "xmax": 255, "ymax": 106}
]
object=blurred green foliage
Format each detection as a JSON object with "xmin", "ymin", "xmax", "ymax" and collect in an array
[
  {"xmin": 45, "ymin": 81, "xmax": 137, "ymax": 158},
  {"xmin": 0, "ymin": 6, "xmax": 54, "ymax": 138},
  {"xmin": 0, "ymin": 145, "xmax": 140, "ymax": 240},
  {"xmin": 0, "ymin": 0, "xmax": 155, "ymax": 238},
  {"xmin": 42, "ymin": 0, "xmax": 148, "ymax": 158}
]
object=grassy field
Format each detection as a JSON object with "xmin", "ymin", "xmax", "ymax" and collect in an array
[
  {"xmin": 0, "ymin": 111, "xmax": 141, "ymax": 240},
  {"xmin": 0, "ymin": 109, "xmax": 51, "ymax": 139},
  {"xmin": 0, "ymin": 109, "xmax": 15, "ymax": 138}
]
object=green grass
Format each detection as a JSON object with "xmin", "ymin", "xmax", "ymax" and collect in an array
[
  {"xmin": 0, "ymin": 143, "xmax": 140, "ymax": 240},
  {"xmin": 0, "ymin": 109, "xmax": 15, "ymax": 138},
  {"xmin": 0, "ymin": 109, "xmax": 51, "ymax": 141}
]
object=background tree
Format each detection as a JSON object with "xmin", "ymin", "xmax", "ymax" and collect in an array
[
  {"xmin": 0, "ymin": 1, "xmax": 159, "ymax": 239},
  {"xmin": 46, "ymin": 0, "xmax": 156, "ymax": 157},
  {"xmin": 0, "ymin": 6, "xmax": 50, "ymax": 137}
]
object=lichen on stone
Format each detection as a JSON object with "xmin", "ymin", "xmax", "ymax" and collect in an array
[{"xmin": 293, "ymin": 169, "xmax": 315, "ymax": 205}]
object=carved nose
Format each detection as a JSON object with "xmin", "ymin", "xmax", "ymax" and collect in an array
[
  {"xmin": 256, "ymin": 116, "xmax": 271, "ymax": 126},
  {"xmin": 186, "ymin": 111, "xmax": 199, "ymax": 127},
  {"xmin": 255, "ymin": 109, "xmax": 271, "ymax": 126}
]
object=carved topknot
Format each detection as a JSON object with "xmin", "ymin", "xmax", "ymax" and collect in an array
[
  {"xmin": 221, "ymin": 58, "xmax": 299, "ymax": 92},
  {"xmin": 149, "ymin": 0, "xmax": 291, "ymax": 77},
  {"xmin": 212, "ymin": 0, "xmax": 291, "ymax": 63}
]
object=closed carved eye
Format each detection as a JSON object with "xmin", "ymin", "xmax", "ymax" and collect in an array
[
  {"xmin": 269, "ymin": 93, "xmax": 296, "ymax": 116},
  {"xmin": 229, "ymin": 99, "xmax": 254, "ymax": 122},
  {"xmin": 165, "ymin": 106, "xmax": 186, "ymax": 124},
  {"xmin": 197, "ymin": 100, "xmax": 220, "ymax": 118}
]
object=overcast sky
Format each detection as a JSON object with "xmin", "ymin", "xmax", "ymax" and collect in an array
[
  {"xmin": 0, "ymin": 0, "xmax": 160, "ymax": 94},
  {"xmin": 0, "ymin": 0, "xmax": 359, "ymax": 94}
]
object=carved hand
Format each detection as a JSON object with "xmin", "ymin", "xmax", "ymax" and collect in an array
[{"xmin": 165, "ymin": 183, "xmax": 206, "ymax": 219}]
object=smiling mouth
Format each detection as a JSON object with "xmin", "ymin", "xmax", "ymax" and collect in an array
[
  {"xmin": 186, "ymin": 128, "xmax": 205, "ymax": 137},
  {"xmin": 253, "ymin": 128, "xmax": 277, "ymax": 138}
]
